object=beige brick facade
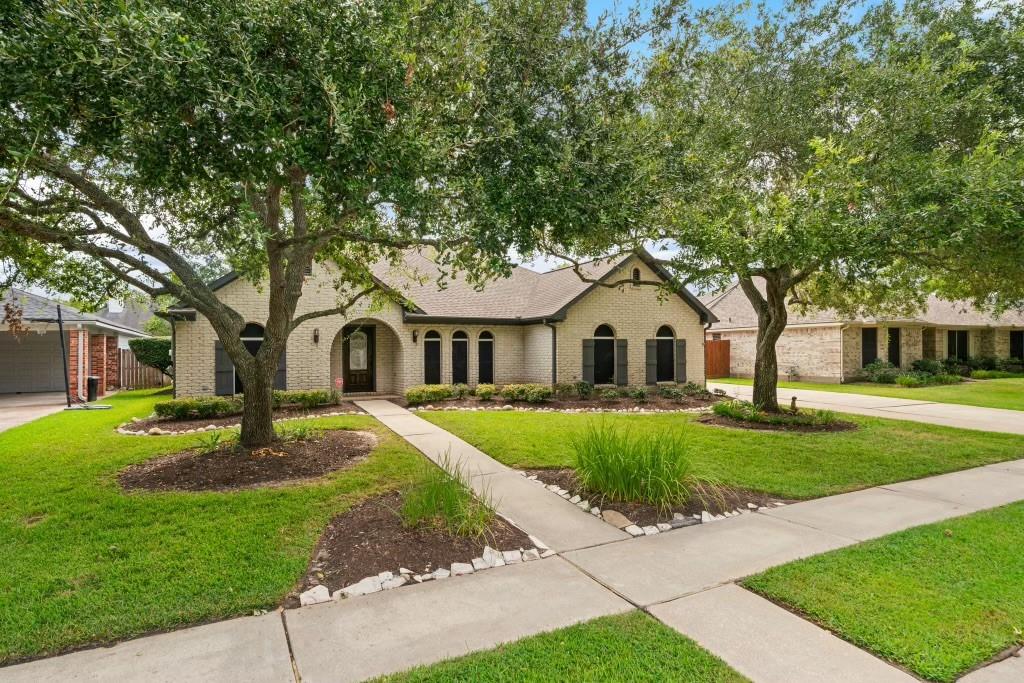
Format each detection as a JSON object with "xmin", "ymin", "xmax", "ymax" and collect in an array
[
  {"xmin": 172, "ymin": 255, "xmax": 708, "ymax": 397},
  {"xmin": 717, "ymin": 325, "xmax": 845, "ymax": 383}
]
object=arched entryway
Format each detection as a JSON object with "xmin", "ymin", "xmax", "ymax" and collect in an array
[{"xmin": 329, "ymin": 319, "xmax": 403, "ymax": 395}]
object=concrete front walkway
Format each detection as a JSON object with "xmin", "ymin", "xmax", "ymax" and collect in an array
[
  {"xmin": 354, "ymin": 399, "xmax": 629, "ymax": 552},
  {"xmin": 0, "ymin": 392, "xmax": 67, "ymax": 433},
  {"xmin": 709, "ymin": 381, "xmax": 1024, "ymax": 435}
]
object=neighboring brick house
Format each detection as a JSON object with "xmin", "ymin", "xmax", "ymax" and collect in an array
[
  {"xmin": 0, "ymin": 289, "xmax": 150, "ymax": 399},
  {"xmin": 703, "ymin": 280, "xmax": 1024, "ymax": 383},
  {"xmin": 167, "ymin": 249, "xmax": 717, "ymax": 398}
]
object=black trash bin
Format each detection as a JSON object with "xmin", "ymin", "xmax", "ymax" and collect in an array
[{"xmin": 87, "ymin": 376, "xmax": 99, "ymax": 402}]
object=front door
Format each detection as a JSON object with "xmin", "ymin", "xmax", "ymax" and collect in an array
[{"xmin": 343, "ymin": 326, "xmax": 375, "ymax": 393}]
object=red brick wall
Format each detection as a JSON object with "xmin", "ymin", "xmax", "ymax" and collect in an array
[{"xmin": 105, "ymin": 337, "xmax": 119, "ymax": 390}]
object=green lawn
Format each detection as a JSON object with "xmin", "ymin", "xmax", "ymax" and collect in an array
[
  {"xmin": 744, "ymin": 502, "xmax": 1024, "ymax": 682},
  {"xmin": 715, "ymin": 377, "xmax": 1024, "ymax": 412},
  {"xmin": 0, "ymin": 388, "xmax": 422, "ymax": 665},
  {"xmin": 422, "ymin": 411, "xmax": 1024, "ymax": 499},
  {"xmin": 378, "ymin": 611, "xmax": 748, "ymax": 682}
]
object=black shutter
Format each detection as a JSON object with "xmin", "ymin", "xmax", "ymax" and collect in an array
[
  {"xmin": 452, "ymin": 340, "xmax": 468, "ymax": 384},
  {"xmin": 645, "ymin": 340, "xmax": 657, "ymax": 385},
  {"xmin": 615, "ymin": 339, "xmax": 628, "ymax": 386},
  {"xmin": 582, "ymin": 339, "xmax": 595, "ymax": 384},
  {"xmin": 887, "ymin": 327, "xmax": 901, "ymax": 367},
  {"xmin": 214, "ymin": 342, "xmax": 234, "ymax": 396},
  {"xmin": 1011, "ymin": 331, "xmax": 1024, "ymax": 360},
  {"xmin": 478, "ymin": 339, "xmax": 494, "ymax": 383},
  {"xmin": 274, "ymin": 348, "xmax": 287, "ymax": 390},
  {"xmin": 424, "ymin": 340, "xmax": 441, "ymax": 384},
  {"xmin": 675, "ymin": 339, "xmax": 687, "ymax": 383}
]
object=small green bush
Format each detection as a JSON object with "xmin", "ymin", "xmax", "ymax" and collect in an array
[
  {"xmin": 154, "ymin": 396, "xmax": 242, "ymax": 420},
  {"xmin": 712, "ymin": 399, "xmax": 841, "ymax": 427},
  {"xmin": 499, "ymin": 383, "xmax": 553, "ymax": 403},
  {"xmin": 276, "ymin": 423, "xmax": 319, "ymax": 442},
  {"xmin": 911, "ymin": 359, "xmax": 944, "ymax": 375},
  {"xmin": 574, "ymin": 381, "xmax": 594, "ymax": 399},
  {"xmin": 896, "ymin": 372, "xmax": 927, "ymax": 387},
  {"xmin": 272, "ymin": 389, "xmax": 338, "ymax": 409},
  {"xmin": 599, "ymin": 388, "xmax": 622, "ymax": 401},
  {"xmin": 452, "ymin": 383, "xmax": 471, "ymax": 399},
  {"xmin": 572, "ymin": 422, "xmax": 720, "ymax": 512},
  {"xmin": 474, "ymin": 383, "xmax": 497, "ymax": 400},
  {"xmin": 400, "ymin": 453, "xmax": 494, "ymax": 538},
  {"xmin": 194, "ymin": 430, "xmax": 236, "ymax": 455},
  {"xmin": 858, "ymin": 359, "xmax": 900, "ymax": 384},
  {"xmin": 405, "ymin": 384, "xmax": 455, "ymax": 405},
  {"xmin": 626, "ymin": 386, "xmax": 649, "ymax": 402}
]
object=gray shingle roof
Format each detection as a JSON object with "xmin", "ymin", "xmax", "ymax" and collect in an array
[
  {"xmin": 705, "ymin": 279, "xmax": 1024, "ymax": 329},
  {"xmin": 1, "ymin": 288, "xmax": 149, "ymax": 335}
]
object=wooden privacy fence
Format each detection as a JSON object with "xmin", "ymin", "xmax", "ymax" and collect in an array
[
  {"xmin": 120, "ymin": 348, "xmax": 169, "ymax": 389},
  {"xmin": 705, "ymin": 339, "xmax": 731, "ymax": 379}
]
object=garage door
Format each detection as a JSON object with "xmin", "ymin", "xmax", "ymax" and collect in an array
[{"xmin": 0, "ymin": 331, "xmax": 68, "ymax": 393}]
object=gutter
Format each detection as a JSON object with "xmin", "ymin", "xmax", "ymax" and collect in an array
[{"xmin": 543, "ymin": 319, "xmax": 558, "ymax": 385}]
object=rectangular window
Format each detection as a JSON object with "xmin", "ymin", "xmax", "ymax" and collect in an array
[
  {"xmin": 947, "ymin": 330, "xmax": 969, "ymax": 361},
  {"xmin": 1010, "ymin": 331, "xmax": 1024, "ymax": 361},
  {"xmin": 887, "ymin": 327, "xmax": 901, "ymax": 367},
  {"xmin": 861, "ymin": 328, "xmax": 878, "ymax": 367}
]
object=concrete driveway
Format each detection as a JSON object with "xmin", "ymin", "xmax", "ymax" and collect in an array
[
  {"xmin": 0, "ymin": 392, "xmax": 67, "ymax": 433},
  {"xmin": 709, "ymin": 382, "xmax": 1024, "ymax": 435}
]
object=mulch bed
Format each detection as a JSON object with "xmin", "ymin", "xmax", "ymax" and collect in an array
[
  {"xmin": 525, "ymin": 468, "xmax": 794, "ymax": 527},
  {"xmin": 127, "ymin": 402, "xmax": 365, "ymax": 434},
  {"xmin": 403, "ymin": 394, "xmax": 718, "ymax": 412},
  {"xmin": 698, "ymin": 414, "xmax": 859, "ymax": 433},
  {"xmin": 283, "ymin": 491, "xmax": 532, "ymax": 607},
  {"xmin": 119, "ymin": 429, "xmax": 377, "ymax": 492}
]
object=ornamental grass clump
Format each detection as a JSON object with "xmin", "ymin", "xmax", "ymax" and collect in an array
[
  {"xmin": 571, "ymin": 422, "xmax": 720, "ymax": 512},
  {"xmin": 400, "ymin": 453, "xmax": 494, "ymax": 539}
]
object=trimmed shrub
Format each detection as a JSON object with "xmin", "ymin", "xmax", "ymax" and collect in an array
[
  {"xmin": 405, "ymin": 384, "xmax": 455, "ymax": 405},
  {"xmin": 128, "ymin": 337, "xmax": 173, "ymax": 378},
  {"xmin": 272, "ymin": 389, "xmax": 338, "ymax": 409},
  {"xmin": 626, "ymin": 386, "xmax": 649, "ymax": 402},
  {"xmin": 499, "ymin": 383, "xmax": 553, "ymax": 404},
  {"xmin": 154, "ymin": 396, "xmax": 242, "ymax": 420},
  {"xmin": 911, "ymin": 359, "xmax": 943, "ymax": 375},
  {"xmin": 474, "ymin": 383, "xmax": 497, "ymax": 400},
  {"xmin": 452, "ymin": 383, "xmax": 471, "ymax": 399},
  {"xmin": 572, "ymin": 422, "xmax": 721, "ymax": 512},
  {"xmin": 599, "ymin": 388, "xmax": 622, "ymax": 401},
  {"xmin": 574, "ymin": 381, "xmax": 594, "ymax": 400},
  {"xmin": 858, "ymin": 359, "xmax": 900, "ymax": 384}
]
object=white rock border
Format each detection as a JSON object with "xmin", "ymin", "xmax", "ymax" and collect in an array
[
  {"xmin": 297, "ymin": 544, "xmax": 547, "ymax": 606},
  {"xmin": 116, "ymin": 410, "xmax": 365, "ymax": 436},
  {"xmin": 519, "ymin": 469, "xmax": 786, "ymax": 537}
]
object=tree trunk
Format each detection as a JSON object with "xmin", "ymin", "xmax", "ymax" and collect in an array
[
  {"xmin": 738, "ymin": 274, "xmax": 790, "ymax": 413},
  {"xmin": 238, "ymin": 367, "xmax": 277, "ymax": 447}
]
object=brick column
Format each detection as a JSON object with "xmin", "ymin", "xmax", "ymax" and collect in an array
[
  {"xmin": 89, "ymin": 334, "xmax": 106, "ymax": 396},
  {"xmin": 105, "ymin": 336, "xmax": 120, "ymax": 391}
]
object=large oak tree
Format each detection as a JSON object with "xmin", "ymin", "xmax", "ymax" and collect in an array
[
  {"xmin": 640, "ymin": 0, "xmax": 1023, "ymax": 410},
  {"xmin": 0, "ymin": 0, "xmax": 640, "ymax": 445}
]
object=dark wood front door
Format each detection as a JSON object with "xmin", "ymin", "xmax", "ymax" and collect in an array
[{"xmin": 343, "ymin": 325, "xmax": 375, "ymax": 393}]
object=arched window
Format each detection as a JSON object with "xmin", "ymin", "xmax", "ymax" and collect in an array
[
  {"xmin": 478, "ymin": 331, "xmax": 494, "ymax": 384},
  {"xmin": 216, "ymin": 323, "xmax": 285, "ymax": 394},
  {"xmin": 632, "ymin": 267, "xmax": 641, "ymax": 285},
  {"xmin": 424, "ymin": 330, "xmax": 442, "ymax": 384},
  {"xmin": 451, "ymin": 330, "xmax": 469, "ymax": 384},
  {"xmin": 656, "ymin": 325, "xmax": 675, "ymax": 382},
  {"xmin": 593, "ymin": 324, "xmax": 616, "ymax": 384}
]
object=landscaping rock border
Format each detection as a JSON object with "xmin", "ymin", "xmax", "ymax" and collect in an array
[
  {"xmin": 297, "ymin": 543, "xmax": 551, "ymax": 606},
  {"xmin": 517, "ymin": 470, "xmax": 786, "ymax": 536},
  {"xmin": 116, "ymin": 410, "xmax": 365, "ymax": 436}
]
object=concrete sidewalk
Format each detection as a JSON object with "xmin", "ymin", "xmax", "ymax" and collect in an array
[
  {"xmin": 355, "ymin": 399, "xmax": 629, "ymax": 552},
  {"xmin": 710, "ymin": 381, "xmax": 1024, "ymax": 434}
]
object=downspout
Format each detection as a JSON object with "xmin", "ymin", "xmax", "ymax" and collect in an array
[
  {"xmin": 703, "ymin": 321, "xmax": 712, "ymax": 386},
  {"xmin": 543, "ymin": 320, "xmax": 557, "ymax": 385}
]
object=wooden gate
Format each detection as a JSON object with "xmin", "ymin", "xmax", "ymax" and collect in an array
[
  {"xmin": 705, "ymin": 339, "xmax": 731, "ymax": 379},
  {"xmin": 120, "ymin": 349, "xmax": 169, "ymax": 389}
]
